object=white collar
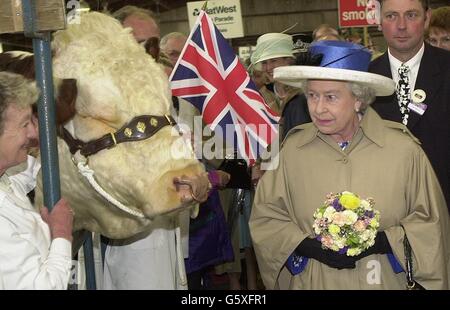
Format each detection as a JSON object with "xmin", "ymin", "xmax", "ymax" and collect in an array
[
  {"xmin": 388, "ymin": 43, "xmax": 425, "ymax": 90},
  {"xmin": 388, "ymin": 43, "xmax": 424, "ymax": 69}
]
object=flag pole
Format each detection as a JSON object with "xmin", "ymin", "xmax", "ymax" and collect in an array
[{"xmin": 201, "ymin": 1, "xmax": 208, "ymax": 11}]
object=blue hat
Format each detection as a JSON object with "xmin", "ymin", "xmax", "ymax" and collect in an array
[{"xmin": 273, "ymin": 40, "xmax": 395, "ymax": 96}]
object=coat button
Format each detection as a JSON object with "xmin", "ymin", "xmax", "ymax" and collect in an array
[{"xmin": 342, "ymin": 158, "xmax": 348, "ymax": 164}]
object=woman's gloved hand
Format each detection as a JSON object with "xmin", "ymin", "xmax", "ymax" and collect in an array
[{"xmin": 295, "ymin": 238, "xmax": 357, "ymax": 269}]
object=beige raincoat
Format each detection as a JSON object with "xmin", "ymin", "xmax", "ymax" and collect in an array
[{"xmin": 250, "ymin": 108, "xmax": 450, "ymax": 289}]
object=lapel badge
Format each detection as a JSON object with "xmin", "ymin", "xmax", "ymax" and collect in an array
[{"xmin": 412, "ymin": 89, "xmax": 426, "ymax": 103}]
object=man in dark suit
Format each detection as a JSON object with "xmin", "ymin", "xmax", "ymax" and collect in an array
[{"xmin": 370, "ymin": 0, "xmax": 450, "ymax": 210}]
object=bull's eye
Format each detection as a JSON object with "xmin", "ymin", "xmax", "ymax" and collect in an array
[
  {"xmin": 136, "ymin": 122, "xmax": 146, "ymax": 133},
  {"xmin": 150, "ymin": 118, "xmax": 159, "ymax": 127},
  {"xmin": 124, "ymin": 128, "xmax": 133, "ymax": 137}
]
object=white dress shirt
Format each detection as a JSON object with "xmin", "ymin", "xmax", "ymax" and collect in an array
[
  {"xmin": 388, "ymin": 43, "xmax": 425, "ymax": 91},
  {"xmin": 0, "ymin": 156, "xmax": 72, "ymax": 290}
]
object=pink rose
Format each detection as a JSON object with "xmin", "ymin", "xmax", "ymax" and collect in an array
[
  {"xmin": 354, "ymin": 220, "xmax": 367, "ymax": 232},
  {"xmin": 332, "ymin": 213, "xmax": 347, "ymax": 226},
  {"xmin": 321, "ymin": 235, "xmax": 334, "ymax": 248}
]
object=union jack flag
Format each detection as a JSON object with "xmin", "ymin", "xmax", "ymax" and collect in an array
[{"xmin": 169, "ymin": 10, "xmax": 279, "ymax": 166}]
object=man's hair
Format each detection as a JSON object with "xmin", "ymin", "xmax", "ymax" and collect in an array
[
  {"xmin": 113, "ymin": 5, "xmax": 158, "ymax": 24},
  {"xmin": 429, "ymin": 6, "xmax": 450, "ymax": 31},
  {"xmin": 312, "ymin": 24, "xmax": 340, "ymax": 41},
  {"xmin": 379, "ymin": 0, "xmax": 429, "ymax": 11},
  {"xmin": 0, "ymin": 72, "xmax": 39, "ymax": 134},
  {"xmin": 160, "ymin": 32, "xmax": 187, "ymax": 50}
]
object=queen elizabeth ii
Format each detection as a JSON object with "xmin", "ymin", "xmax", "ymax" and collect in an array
[{"xmin": 249, "ymin": 40, "xmax": 450, "ymax": 290}]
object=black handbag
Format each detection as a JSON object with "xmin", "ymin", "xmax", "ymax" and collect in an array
[{"xmin": 404, "ymin": 236, "xmax": 425, "ymax": 290}]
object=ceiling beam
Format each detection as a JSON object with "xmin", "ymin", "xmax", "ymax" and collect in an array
[{"xmin": 83, "ymin": 0, "xmax": 188, "ymax": 14}]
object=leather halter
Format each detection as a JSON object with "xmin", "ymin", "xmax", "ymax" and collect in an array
[{"xmin": 60, "ymin": 114, "xmax": 176, "ymax": 157}]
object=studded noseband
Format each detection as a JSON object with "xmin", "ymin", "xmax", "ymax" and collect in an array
[{"xmin": 60, "ymin": 114, "xmax": 176, "ymax": 157}]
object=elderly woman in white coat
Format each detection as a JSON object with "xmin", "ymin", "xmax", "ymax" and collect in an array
[
  {"xmin": 0, "ymin": 72, "xmax": 73, "ymax": 289},
  {"xmin": 250, "ymin": 41, "xmax": 450, "ymax": 290}
]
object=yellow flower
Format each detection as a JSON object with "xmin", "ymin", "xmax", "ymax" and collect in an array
[
  {"xmin": 347, "ymin": 248, "xmax": 362, "ymax": 256},
  {"xmin": 369, "ymin": 218, "xmax": 379, "ymax": 228},
  {"xmin": 329, "ymin": 224, "xmax": 341, "ymax": 235},
  {"xmin": 339, "ymin": 193, "xmax": 361, "ymax": 210}
]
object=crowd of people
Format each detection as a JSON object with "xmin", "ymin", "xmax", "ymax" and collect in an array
[{"xmin": 0, "ymin": 0, "xmax": 449, "ymax": 290}]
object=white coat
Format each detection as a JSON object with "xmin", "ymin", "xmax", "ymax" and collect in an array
[{"xmin": 0, "ymin": 156, "xmax": 72, "ymax": 289}]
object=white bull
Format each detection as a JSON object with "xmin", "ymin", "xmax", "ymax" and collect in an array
[{"xmin": 35, "ymin": 12, "xmax": 205, "ymax": 241}]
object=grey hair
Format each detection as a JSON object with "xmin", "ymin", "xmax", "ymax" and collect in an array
[
  {"xmin": 0, "ymin": 72, "xmax": 39, "ymax": 134},
  {"xmin": 112, "ymin": 5, "xmax": 158, "ymax": 24},
  {"xmin": 303, "ymin": 80, "xmax": 376, "ymax": 113},
  {"xmin": 347, "ymin": 82, "xmax": 376, "ymax": 112},
  {"xmin": 160, "ymin": 32, "xmax": 187, "ymax": 50}
]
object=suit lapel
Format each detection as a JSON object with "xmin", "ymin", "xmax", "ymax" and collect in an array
[
  {"xmin": 372, "ymin": 46, "xmax": 443, "ymax": 130},
  {"xmin": 408, "ymin": 44, "xmax": 443, "ymax": 129},
  {"xmin": 371, "ymin": 53, "xmax": 392, "ymax": 78}
]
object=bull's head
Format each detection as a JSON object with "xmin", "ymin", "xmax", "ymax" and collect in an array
[{"xmin": 33, "ymin": 12, "xmax": 205, "ymax": 238}]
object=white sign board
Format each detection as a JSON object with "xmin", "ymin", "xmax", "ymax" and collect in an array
[{"xmin": 187, "ymin": 0, "xmax": 244, "ymax": 39}]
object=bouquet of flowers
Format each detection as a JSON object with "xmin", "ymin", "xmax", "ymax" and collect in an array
[{"xmin": 313, "ymin": 191, "xmax": 380, "ymax": 256}]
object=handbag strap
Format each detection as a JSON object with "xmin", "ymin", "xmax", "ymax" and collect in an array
[{"xmin": 404, "ymin": 236, "xmax": 417, "ymax": 289}]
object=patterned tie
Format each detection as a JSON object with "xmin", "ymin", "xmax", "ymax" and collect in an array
[{"xmin": 396, "ymin": 64, "xmax": 411, "ymax": 126}]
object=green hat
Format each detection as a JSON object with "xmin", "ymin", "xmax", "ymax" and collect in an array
[{"xmin": 250, "ymin": 33, "xmax": 295, "ymax": 70}]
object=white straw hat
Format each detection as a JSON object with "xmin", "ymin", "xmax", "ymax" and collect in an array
[{"xmin": 274, "ymin": 41, "xmax": 395, "ymax": 96}]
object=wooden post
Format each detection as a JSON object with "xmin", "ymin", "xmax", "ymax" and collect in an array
[
  {"xmin": 0, "ymin": 0, "xmax": 66, "ymax": 34},
  {"xmin": 363, "ymin": 26, "xmax": 369, "ymax": 47}
]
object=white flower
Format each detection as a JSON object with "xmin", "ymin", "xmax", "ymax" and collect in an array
[
  {"xmin": 361, "ymin": 199, "xmax": 371, "ymax": 210},
  {"xmin": 313, "ymin": 221, "xmax": 322, "ymax": 235},
  {"xmin": 360, "ymin": 230, "xmax": 372, "ymax": 242},
  {"xmin": 342, "ymin": 210, "xmax": 358, "ymax": 225},
  {"xmin": 334, "ymin": 237, "xmax": 346, "ymax": 249},
  {"xmin": 323, "ymin": 206, "xmax": 336, "ymax": 221},
  {"xmin": 330, "ymin": 244, "xmax": 340, "ymax": 252}
]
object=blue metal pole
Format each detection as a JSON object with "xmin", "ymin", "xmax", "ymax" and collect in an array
[
  {"xmin": 33, "ymin": 37, "xmax": 61, "ymax": 211},
  {"xmin": 22, "ymin": 0, "xmax": 60, "ymax": 211},
  {"xmin": 82, "ymin": 233, "xmax": 97, "ymax": 290},
  {"xmin": 21, "ymin": 0, "xmax": 97, "ymax": 289}
]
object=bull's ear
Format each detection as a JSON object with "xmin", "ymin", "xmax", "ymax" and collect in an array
[{"xmin": 55, "ymin": 78, "xmax": 78, "ymax": 125}]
